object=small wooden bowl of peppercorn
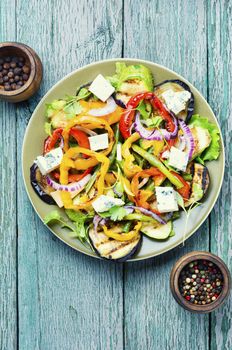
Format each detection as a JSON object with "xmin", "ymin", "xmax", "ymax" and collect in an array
[
  {"xmin": 170, "ymin": 251, "xmax": 231, "ymax": 313},
  {"xmin": 0, "ymin": 42, "xmax": 43, "ymax": 103}
]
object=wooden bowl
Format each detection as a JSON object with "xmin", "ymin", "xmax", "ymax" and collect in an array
[
  {"xmin": 0, "ymin": 42, "xmax": 43, "ymax": 102},
  {"xmin": 170, "ymin": 251, "xmax": 231, "ymax": 313}
]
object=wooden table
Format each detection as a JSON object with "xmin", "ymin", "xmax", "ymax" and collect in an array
[{"xmin": 0, "ymin": 1, "xmax": 231, "ymax": 349}]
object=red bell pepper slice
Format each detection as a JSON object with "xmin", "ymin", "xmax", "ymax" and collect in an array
[
  {"xmin": 119, "ymin": 92, "xmax": 176, "ymax": 138},
  {"xmin": 44, "ymin": 128, "xmax": 63, "ymax": 154},
  {"xmin": 119, "ymin": 92, "xmax": 153, "ymax": 139},
  {"xmin": 150, "ymin": 95, "xmax": 176, "ymax": 133},
  {"xmin": 69, "ymin": 128, "xmax": 90, "ymax": 159},
  {"xmin": 171, "ymin": 171, "xmax": 191, "ymax": 200}
]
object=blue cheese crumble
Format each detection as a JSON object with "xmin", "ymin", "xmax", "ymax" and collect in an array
[
  {"xmin": 162, "ymin": 89, "xmax": 191, "ymax": 115},
  {"xmin": 92, "ymin": 195, "xmax": 125, "ymax": 213},
  {"xmin": 36, "ymin": 147, "xmax": 63, "ymax": 175},
  {"xmin": 168, "ymin": 146, "xmax": 189, "ymax": 172},
  {"xmin": 155, "ymin": 187, "xmax": 178, "ymax": 213}
]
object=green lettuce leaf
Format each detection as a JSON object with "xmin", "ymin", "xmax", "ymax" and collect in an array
[
  {"xmin": 44, "ymin": 210, "xmax": 74, "ymax": 231},
  {"xmin": 65, "ymin": 209, "xmax": 93, "ymax": 243},
  {"xmin": 107, "ymin": 62, "xmax": 153, "ymax": 91},
  {"xmin": 44, "ymin": 122, "xmax": 52, "ymax": 136},
  {"xmin": 76, "ymin": 87, "xmax": 91, "ymax": 100},
  {"xmin": 189, "ymin": 114, "xmax": 220, "ymax": 163}
]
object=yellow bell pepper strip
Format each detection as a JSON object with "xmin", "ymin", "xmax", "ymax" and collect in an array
[
  {"xmin": 121, "ymin": 175, "xmax": 134, "ymax": 197},
  {"xmin": 102, "ymin": 222, "xmax": 141, "ymax": 242},
  {"xmin": 105, "ymin": 173, "xmax": 117, "ymax": 186},
  {"xmin": 79, "ymin": 100, "xmax": 123, "ymax": 125},
  {"xmin": 60, "ymin": 147, "xmax": 110, "ymax": 210},
  {"xmin": 62, "ymin": 115, "xmax": 114, "ymax": 155},
  {"xmin": 140, "ymin": 139, "xmax": 165, "ymax": 156},
  {"xmin": 121, "ymin": 132, "xmax": 142, "ymax": 178}
]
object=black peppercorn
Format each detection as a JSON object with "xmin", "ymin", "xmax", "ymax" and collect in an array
[
  {"xmin": 3, "ymin": 62, "xmax": 10, "ymax": 69},
  {"xmin": 2, "ymin": 69, "xmax": 8, "ymax": 76},
  {"xmin": 8, "ymin": 71, "xmax": 14, "ymax": 78},
  {"xmin": 3, "ymin": 76, "xmax": 9, "ymax": 82},
  {"xmin": 5, "ymin": 56, "xmax": 11, "ymax": 62},
  {"xmin": 22, "ymin": 74, "xmax": 29, "ymax": 81},
  {"xmin": 4, "ymin": 83, "xmax": 11, "ymax": 91},
  {"xmin": 14, "ymin": 67, "xmax": 22, "ymax": 75},
  {"xmin": 14, "ymin": 75, "xmax": 20, "ymax": 82},
  {"xmin": 18, "ymin": 62, "xmax": 24, "ymax": 68},
  {"xmin": 10, "ymin": 62, "xmax": 17, "ymax": 68},
  {"xmin": 22, "ymin": 65, "xmax": 30, "ymax": 74},
  {"xmin": 11, "ymin": 83, "xmax": 17, "ymax": 90},
  {"xmin": 11, "ymin": 56, "xmax": 19, "ymax": 63},
  {"xmin": 9, "ymin": 78, "xmax": 14, "ymax": 83}
]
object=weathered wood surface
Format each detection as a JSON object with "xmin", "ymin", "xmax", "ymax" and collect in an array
[
  {"xmin": 123, "ymin": 1, "xmax": 210, "ymax": 349},
  {"xmin": 208, "ymin": 1, "xmax": 232, "ymax": 349},
  {"xmin": 0, "ymin": 1, "xmax": 17, "ymax": 350},
  {"xmin": 0, "ymin": 0, "xmax": 231, "ymax": 349}
]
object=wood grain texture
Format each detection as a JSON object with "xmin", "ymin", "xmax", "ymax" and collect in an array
[
  {"xmin": 208, "ymin": 1, "xmax": 232, "ymax": 349},
  {"xmin": 0, "ymin": 0, "xmax": 231, "ymax": 349},
  {"xmin": 16, "ymin": 1, "xmax": 123, "ymax": 349},
  {"xmin": 0, "ymin": 1, "xmax": 17, "ymax": 350},
  {"xmin": 123, "ymin": 1, "xmax": 210, "ymax": 349}
]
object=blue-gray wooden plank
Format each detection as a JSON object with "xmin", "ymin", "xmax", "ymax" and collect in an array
[
  {"xmin": 208, "ymin": 1, "xmax": 232, "ymax": 349},
  {"xmin": 123, "ymin": 1, "xmax": 210, "ymax": 349},
  {"xmin": 0, "ymin": 0, "xmax": 231, "ymax": 349},
  {"xmin": 16, "ymin": 1, "xmax": 124, "ymax": 349},
  {"xmin": 0, "ymin": 1, "xmax": 17, "ymax": 350}
]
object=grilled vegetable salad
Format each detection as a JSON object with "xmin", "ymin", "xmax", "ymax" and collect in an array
[{"xmin": 31, "ymin": 63, "xmax": 221, "ymax": 261}]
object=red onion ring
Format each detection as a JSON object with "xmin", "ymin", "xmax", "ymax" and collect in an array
[
  {"xmin": 178, "ymin": 120, "xmax": 194, "ymax": 159},
  {"xmin": 46, "ymin": 174, "xmax": 91, "ymax": 192},
  {"xmin": 88, "ymin": 97, "xmax": 117, "ymax": 117},
  {"xmin": 134, "ymin": 112, "xmax": 178, "ymax": 141}
]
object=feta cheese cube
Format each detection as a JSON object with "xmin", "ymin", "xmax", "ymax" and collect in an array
[
  {"xmin": 88, "ymin": 133, "xmax": 109, "ymax": 151},
  {"xmin": 168, "ymin": 146, "xmax": 188, "ymax": 172},
  {"xmin": 36, "ymin": 147, "xmax": 63, "ymax": 175},
  {"xmin": 89, "ymin": 74, "xmax": 115, "ymax": 102},
  {"xmin": 92, "ymin": 195, "xmax": 125, "ymax": 213},
  {"xmin": 50, "ymin": 189, "xmax": 80, "ymax": 208},
  {"xmin": 155, "ymin": 187, "xmax": 178, "ymax": 213},
  {"xmin": 162, "ymin": 89, "xmax": 191, "ymax": 115}
]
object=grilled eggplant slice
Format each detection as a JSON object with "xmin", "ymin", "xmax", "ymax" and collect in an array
[
  {"xmin": 89, "ymin": 226, "xmax": 142, "ymax": 262},
  {"xmin": 186, "ymin": 163, "xmax": 210, "ymax": 206},
  {"xmin": 110, "ymin": 63, "xmax": 153, "ymax": 108},
  {"xmin": 30, "ymin": 163, "xmax": 55, "ymax": 204},
  {"xmin": 154, "ymin": 80, "xmax": 194, "ymax": 122},
  {"xmin": 114, "ymin": 80, "xmax": 151, "ymax": 108}
]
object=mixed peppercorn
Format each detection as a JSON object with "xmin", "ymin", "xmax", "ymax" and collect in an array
[
  {"xmin": 0, "ymin": 56, "xmax": 30, "ymax": 91},
  {"xmin": 179, "ymin": 260, "xmax": 223, "ymax": 305}
]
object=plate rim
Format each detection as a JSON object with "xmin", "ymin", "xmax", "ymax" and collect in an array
[{"xmin": 22, "ymin": 57, "xmax": 225, "ymax": 262}]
